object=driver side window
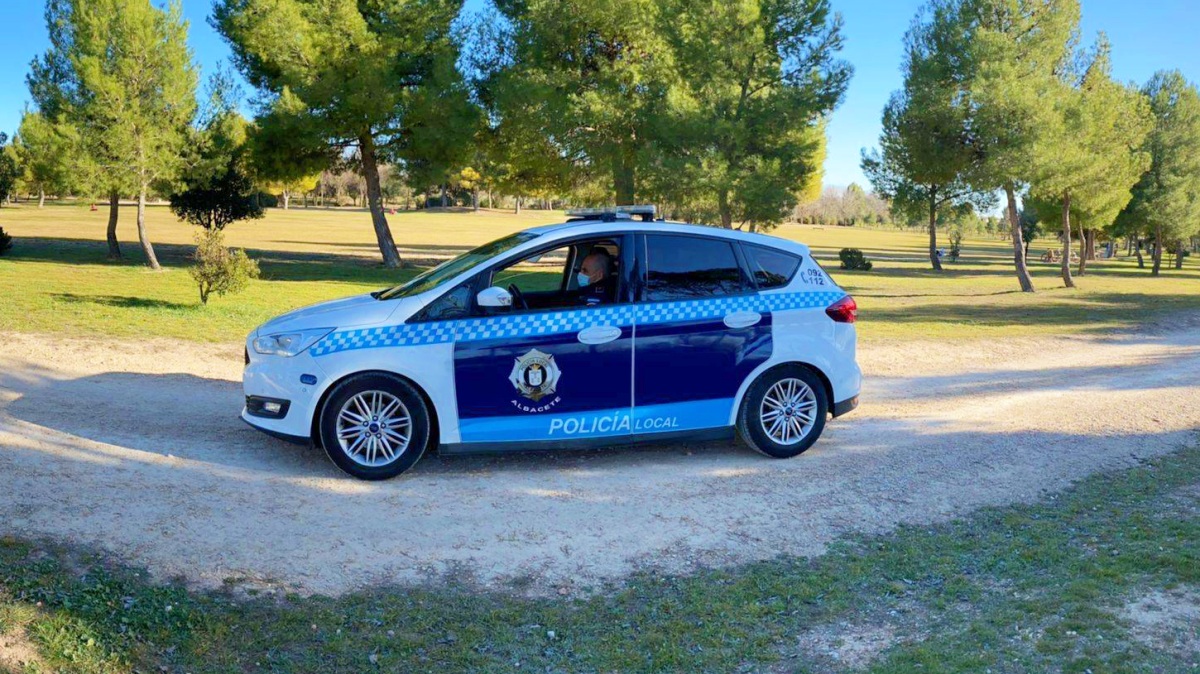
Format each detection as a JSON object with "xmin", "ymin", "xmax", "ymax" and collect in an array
[
  {"xmin": 492, "ymin": 245, "xmax": 572, "ymax": 296},
  {"xmin": 483, "ymin": 238, "xmax": 622, "ymax": 314}
]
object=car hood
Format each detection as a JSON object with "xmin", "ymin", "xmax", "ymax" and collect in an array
[{"xmin": 256, "ymin": 293, "xmax": 408, "ymax": 335}]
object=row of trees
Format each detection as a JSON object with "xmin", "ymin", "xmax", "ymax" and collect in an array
[
  {"xmin": 862, "ymin": 0, "xmax": 1200, "ymax": 284},
  {"xmin": 9, "ymin": 0, "xmax": 856, "ymax": 270}
]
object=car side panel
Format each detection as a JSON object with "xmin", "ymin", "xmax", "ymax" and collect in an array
[
  {"xmin": 304, "ymin": 335, "xmax": 462, "ymax": 443},
  {"xmin": 633, "ymin": 308, "xmax": 772, "ymax": 432}
]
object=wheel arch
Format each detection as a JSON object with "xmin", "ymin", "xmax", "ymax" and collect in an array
[
  {"xmin": 729, "ymin": 359, "xmax": 834, "ymax": 425},
  {"xmin": 309, "ymin": 369, "xmax": 441, "ymax": 452}
]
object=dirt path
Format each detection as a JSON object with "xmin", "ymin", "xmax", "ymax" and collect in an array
[{"xmin": 1, "ymin": 325, "xmax": 1198, "ymax": 596}]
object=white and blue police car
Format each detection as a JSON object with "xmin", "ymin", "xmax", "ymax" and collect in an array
[{"xmin": 243, "ymin": 207, "xmax": 861, "ymax": 480}]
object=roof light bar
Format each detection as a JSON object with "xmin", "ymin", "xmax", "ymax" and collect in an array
[{"xmin": 565, "ymin": 205, "xmax": 657, "ymax": 220}]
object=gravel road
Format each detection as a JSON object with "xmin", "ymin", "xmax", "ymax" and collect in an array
[{"xmin": 1, "ymin": 323, "xmax": 1198, "ymax": 596}]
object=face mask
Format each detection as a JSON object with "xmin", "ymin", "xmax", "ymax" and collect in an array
[{"xmin": 576, "ymin": 272, "xmax": 591, "ymax": 288}]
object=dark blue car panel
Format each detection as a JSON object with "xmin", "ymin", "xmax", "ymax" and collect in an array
[
  {"xmin": 453, "ymin": 329, "xmax": 633, "ymax": 419},
  {"xmin": 453, "ymin": 306, "xmax": 634, "ymax": 443},
  {"xmin": 633, "ymin": 313, "xmax": 773, "ymax": 407}
]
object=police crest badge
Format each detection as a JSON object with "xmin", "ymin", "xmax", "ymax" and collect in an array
[{"xmin": 509, "ymin": 349, "xmax": 561, "ymax": 402}]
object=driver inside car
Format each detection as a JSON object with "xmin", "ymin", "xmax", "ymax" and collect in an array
[{"xmin": 576, "ymin": 249, "xmax": 613, "ymax": 306}]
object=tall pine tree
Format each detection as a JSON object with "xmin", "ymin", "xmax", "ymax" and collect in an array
[{"xmin": 214, "ymin": 0, "xmax": 468, "ymax": 268}]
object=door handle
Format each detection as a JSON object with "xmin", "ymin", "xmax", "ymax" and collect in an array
[
  {"xmin": 577, "ymin": 325, "xmax": 622, "ymax": 345},
  {"xmin": 724, "ymin": 311, "xmax": 762, "ymax": 329}
]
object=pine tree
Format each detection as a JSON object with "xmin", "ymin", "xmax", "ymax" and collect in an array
[
  {"xmin": 1033, "ymin": 35, "xmax": 1152, "ymax": 286},
  {"xmin": 214, "ymin": 0, "xmax": 468, "ymax": 268},
  {"xmin": 29, "ymin": 0, "xmax": 197, "ymax": 269},
  {"xmin": 1116, "ymin": 71, "xmax": 1200, "ymax": 276}
]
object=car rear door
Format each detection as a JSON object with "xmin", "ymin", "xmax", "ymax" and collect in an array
[
  {"xmin": 451, "ymin": 233, "xmax": 636, "ymax": 446},
  {"xmin": 630, "ymin": 233, "xmax": 773, "ymax": 436}
]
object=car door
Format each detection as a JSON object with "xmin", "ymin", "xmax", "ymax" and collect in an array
[
  {"xmin": 631, "ymin": 233, "xmax": 773, "ymax": 436},
  {"xmin": 451, "ymin": 234, "xmax": 636, "ymax": 446}
]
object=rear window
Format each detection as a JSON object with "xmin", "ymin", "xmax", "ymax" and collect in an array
[
  {"xmin": 644, "ymin": 235, "xmax": 747, "ymax": 301},
  {"xmin": 743, "ymin": 244, "xmax": 801, "ymax": 289}
]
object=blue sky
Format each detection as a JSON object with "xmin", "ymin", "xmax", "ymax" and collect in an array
[{"xmin": 2, "ymin": 0, "xmax": 1198, "ymax": 188}]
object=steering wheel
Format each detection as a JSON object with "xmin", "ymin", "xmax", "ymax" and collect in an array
[{"xmin": 507, "ymin": 284, "xmax": 529, "ymax": 310}]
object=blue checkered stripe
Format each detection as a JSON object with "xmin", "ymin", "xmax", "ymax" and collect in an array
[
  {"xmin": 635, "ymin": 291, "xmax": 844, "ymax": 326},
  {"xmin": 309, "ymin": 291, "xmax": 844, "ymax": 357}
]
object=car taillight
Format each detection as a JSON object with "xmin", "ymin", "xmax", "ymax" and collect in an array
[{"xmin": 825, "ymin": 295, "xmax": 857, "ymax": 324}]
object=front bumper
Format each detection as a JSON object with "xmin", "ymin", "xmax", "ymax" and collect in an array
[
  {"xmin": 242, "ymin": 334, "xmax": 328, "ymax": 440},
  {"xmin": 240, "ymin": 415, "xmax": 311, "ymax": 445}
]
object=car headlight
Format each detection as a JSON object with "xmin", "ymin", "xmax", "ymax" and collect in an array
[{"xmin": 252, "ymin": 328, "xmax": 335, "ymax": 357}]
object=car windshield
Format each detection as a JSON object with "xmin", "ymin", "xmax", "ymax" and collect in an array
[{"xmin": 375, "ymin": 232, "xmax": 539, "ymax": 300}]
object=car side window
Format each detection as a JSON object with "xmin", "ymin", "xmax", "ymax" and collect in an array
[
  {"xmin": 412, "ymin": 282, "xmax": 473, "ymax": 321},
  {"xmin": 643, "ymin": 235, "xmax": 747, "ymax": 301},
  {"xmin": 480, "ymin": 237, "xmax": 624, "ymax": 314},
  {"xmin": 743, "ymin": 244, "xmax": 801, "ymax": 289},
  {"xmin": 492, "ymin": 245, "xmax": 572, "ymax": 295}
]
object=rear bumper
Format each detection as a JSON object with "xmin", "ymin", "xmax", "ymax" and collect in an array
[{"xmin": 832, "ymin": 395, "xmax": 859, "ymax": 418}]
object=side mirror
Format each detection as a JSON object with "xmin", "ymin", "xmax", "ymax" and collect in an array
[{"xmin": 476, "ymin": 286, "xmax": 513, "ymax": 308}]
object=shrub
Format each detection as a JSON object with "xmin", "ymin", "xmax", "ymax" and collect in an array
[
  {"xmin": 838, "ymin": 247, "xmax": 873, "ymax": 271},
  {"xmin": 189, "ymin": 229, "xmax": 260, "ymax": 305},
  {"xmin": 948, "ymin": 228, "xmax": 964, "ymax": 262},
  {"xmin": 0, "ymin": 227, "xmax": 11, "ymax": 256}
]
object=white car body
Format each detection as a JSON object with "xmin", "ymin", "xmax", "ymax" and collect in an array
[{"xmin": 242, "ymin": 218, "xmax": 861, "ymax": 458}]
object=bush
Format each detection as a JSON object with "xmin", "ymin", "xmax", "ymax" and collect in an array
[
  {"xmin": 838, "ymin": 248, "xmax": 873, "ymax": 271},
  {"xmin": 948, "ymin": 228, "xmax": 964, "ymax": 262},
  {"xmin": 189, "ymin": 229, "xmax": 260, "ymax": 305},
  {"xmin": 0, "ymin": 227, "xmax": 11, "ymax": 256}
]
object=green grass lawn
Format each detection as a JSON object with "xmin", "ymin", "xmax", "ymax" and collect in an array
[
  {"xmin": 3, "ymin": 441, "xmax": 1197, "ymax": 673},
  {"xmin": 2, "ymin": 201, "xmax": 1198, "ymax": 344}
]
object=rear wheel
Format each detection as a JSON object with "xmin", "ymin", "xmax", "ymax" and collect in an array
[
  {"xmin": 318, "ymin": 373, "xmax": 430, "ymax": 480},
  {"xmin": 737, "ymin": 365, "xmax": 828, "ymax": 458}
]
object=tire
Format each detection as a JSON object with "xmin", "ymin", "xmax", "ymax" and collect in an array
[
  {"xmin": 736, "ymin": 364, "xmax": 829, "ymax": 459},
  {"xmin": 318, "ymin": 373, "xmax": 430, "ymax": 480}
]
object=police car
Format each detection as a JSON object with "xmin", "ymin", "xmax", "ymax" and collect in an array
[{"xmin": 243, "ymin": 206, "xmax": 861, "ymax": 480}]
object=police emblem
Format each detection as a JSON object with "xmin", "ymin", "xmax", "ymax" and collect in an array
[{"xmin": 509, "ymin": 349, "xmax": 561, "ymax": 402}]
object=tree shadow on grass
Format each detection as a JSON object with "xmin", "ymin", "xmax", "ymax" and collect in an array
[
  {"xmin": 5, "ymin": 237, "xmax": 419, "ymax": 286},
  {"xmin": 50, "ymin": 294, "xmax": 193, "ymax": 310}
]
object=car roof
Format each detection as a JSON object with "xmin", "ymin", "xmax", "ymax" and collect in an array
[{"xmin": 521, "ymin": 219, "xmax": 811, "ymax": 255}]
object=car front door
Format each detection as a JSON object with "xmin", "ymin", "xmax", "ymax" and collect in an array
[
  {"xmin": 451, "ymin": 234, "xmax": 636, "ymax": 447},
  {"xmin": 631, "ymin": 233, "xmax": 773, "ymax": 436}
]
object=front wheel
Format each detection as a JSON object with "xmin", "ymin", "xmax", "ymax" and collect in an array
[
  {"xmin": 737, "ymin": 365, "xmax": 828, "ymax": 459},
  {"xmin": 318, "ymin": 373, "xmax": 430, "ymax": 480}
]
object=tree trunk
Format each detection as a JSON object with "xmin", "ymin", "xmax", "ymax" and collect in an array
[
  {"xmin": 1077, "ymin": 222, "xmax": 1089, "ymax": 276},
  {"xmin": 106, "ymin": 191, "xmax": 122, "ymax": 259},
  {"xmin": 136, "ymin": 186, "xmax": 161, "ymax": 270},
  {"xmin": 359, "ymin": 134, "xmax": 402, "ymax": 268},
  {"xmin": 928, "ymin": 188, "xmax": 942, "ymax": 271},
  {"xmin": 612, "ymin": 147, "xmax": 635, "ymax": 205},
  {"xmin": 1177, "ymin": 248, "xmax": 1186, "ymax": 269},
  {"xmin": 1135, "ymin": 240, "xmax": 1145, "ymax": 268},
  {"xmin": 1151, "ymin": 225, "xmax": 1163, "ymax": 276},
  {"xmin": 1006, "ymin": 184, "xmax": 1035, "ymax": 293},
  {"xmin": 37, "ymin": 188, "xmax": 45, "ymax": 208},
  {"xmin": 515, "ymin": 195, "xmax": 522, "ymax": 215},
  {"xmin": 1060, "ymin": 190, "xmax": 1074, "ymax": 287},
  {"xmin": 472, "ymin": 188, "xmax": 479, "ymax": 211},
  {"xmin": 282, "ymin": 190, "xmax": 290, "ymax": 210},
  {"xmin": 718, "ymin": 189, "xmax": 734, "ymax": 229}
]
